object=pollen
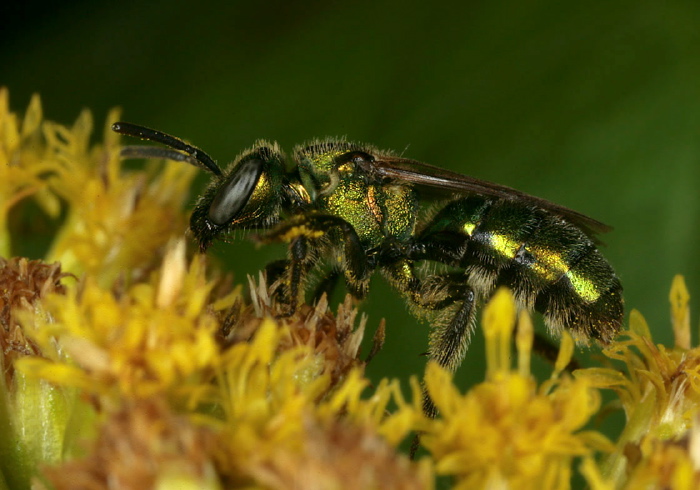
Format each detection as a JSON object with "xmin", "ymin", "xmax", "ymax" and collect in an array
[
  {"xmin": 576, "ymin": 275, "xmax": 700, "ymax": 486},
  {"xmin": 462, "ymin": 221, "xmax": 476, "ymax": 236},
  {"xmin": 42, "ymin": 398, "xmax": 220, "ymax": 490},
  {"xmin": 16, "ymin": 243, "xmax": 230, "ymax": 400}
]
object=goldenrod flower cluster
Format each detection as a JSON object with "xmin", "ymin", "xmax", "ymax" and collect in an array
[{"xmin": 2, "ymin": 88, "xmax": 700, "ymax": 489}]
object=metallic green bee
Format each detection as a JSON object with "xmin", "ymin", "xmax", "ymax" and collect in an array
[{"xmin": 113, "ymin": 122, "xmax": 623, "ymax": 413}]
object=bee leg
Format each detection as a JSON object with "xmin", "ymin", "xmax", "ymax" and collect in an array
[
  {"xmin": 258, "ymin": 214, "xmax": 373, "ymax": 311},
  {"xmin": 263, "ymin": 259, "xmax": 290, "ymax": 292},
  {"xmin": 384, "ymin": 261, "xmax": 476, "ymax": 456},
  {"xmin": 309, "ymin": 266, "xmax": 371, "ymax": 306},
  {"xmin": 310, "ymin": 269, "xmax": 341, "ymax": 304},
  {"xmin": 415, "ymin": 283, "xmax": 476, "ymax": 458},
  {"xmin": 383, "ymin": 261, "xmax": 476, "ymax": 414},
  {"xmin": 279, "ymin": 236, "xmax": 311, "ymax": 316},
  {"xmin": 530, "ymin": 331, "xmax": 581, "ymax": 372},
  {"xmin": 310, "ymin": 250, "xmax": 372, "ymax": 305},
  {"xmin": 261, "ymin": 240, "xmax": 314, "ymax": 317},
  {"xmin": 407, "ymin": 230, "xmax": 466, "ymax": 265},
  {"xmin": 422, "ymin": 283, "xmax": 476, "ymax": 418},
  {"xmin": 259, "ymin": 215, "xmax": 371, "ymax": 278}
]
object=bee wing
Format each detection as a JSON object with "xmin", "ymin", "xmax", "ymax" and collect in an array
[{"xmin": 366, "ymin": 156, "xmax": 612, "ymax": 238}]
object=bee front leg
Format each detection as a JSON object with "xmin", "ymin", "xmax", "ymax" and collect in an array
[
  {"xmin": 285, "ymin": 237, "xmax": 310, "ymax": 315},
  {"xmin": 257, "ymin": 236, "xmax": 315, "ymax": 317},
  {"xmin": 263, "ymin": 259, "xmax": 290, "ymax": 295},
  {"xmin": 256, "ymin": 214, "xmax": 373, "ymax": 312},
  {"xmin": 260, "ymin": 244, "xmax": 312, "ymax": 317}
]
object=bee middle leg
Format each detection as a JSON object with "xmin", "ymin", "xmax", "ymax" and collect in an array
[
  {"xmin": 310, "ymin": 269, "xmax": 342, "ymax": 303},
  {"xmin": 310, "ymin": 268, "xmax": 368, "ymax": 305},
  {"xmin": 264, "ymin": 259, "xmax": 344, "ymax": 312}
]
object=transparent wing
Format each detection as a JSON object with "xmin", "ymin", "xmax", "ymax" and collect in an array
[{"xmin": 362, "ymin": 155, "xmax": 611, "ymax": 238}]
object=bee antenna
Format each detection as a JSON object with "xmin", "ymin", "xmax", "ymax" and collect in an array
[{"xmin": 112, "ymin": 122, "xmax": 223, "ymax": 177}]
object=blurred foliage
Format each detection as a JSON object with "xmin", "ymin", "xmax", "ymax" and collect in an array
[{"xmin": 2, "ymin": 0, "xmax": 700, "ymax": 392}]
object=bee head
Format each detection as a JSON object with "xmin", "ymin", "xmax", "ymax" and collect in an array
[
  {"xmin": 111, "ymin": 123, "xmax": 287, "ymax": 253},
  {"xmin": 190, "ymin": 143, "xmax": 286, "ymax": 252}
]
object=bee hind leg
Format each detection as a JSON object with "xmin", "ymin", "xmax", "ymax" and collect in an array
[
  {"xmin": 385, "ymin": 263, "xmax": 476, "ymax": 457},
  {"xmin": 422, "ymin": 283, "xmax": 477, "ymax": 418},
  {"xmin": 383, "ymin": 261, "xmax": 477, "ymax": 418},
  {"xmin": 310, "ymin": 269, "xmax": 342, "ymax": 304}
]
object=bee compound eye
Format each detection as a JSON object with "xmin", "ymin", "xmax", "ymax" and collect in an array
[{"xmin": 207, "ymin": 157, "xmax": 264, "ymax": 225}]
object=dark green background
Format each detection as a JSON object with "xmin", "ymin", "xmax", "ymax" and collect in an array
[{"xmin": 3, "ymin": 1, "xmax": 700, "ymax": 392}]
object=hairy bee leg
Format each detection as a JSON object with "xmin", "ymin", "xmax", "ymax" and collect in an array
[
  {"xmin": 407, "ymin": 230, "xmax": 467, "ymax": 265},
  {"xmin": 259, "ymin": 213, "xmax": 373, "ymax": 284},
  {"xmin": 258, "ymin": 214, "xmax": 374, "ymax": 311},
  {"xmin": 263, "ymin": 259, "xmax": 289, "ymax": 289},
  {"xmin": 409, "ymin": 284, "xmax": 476, "ymax": 458},
  {"xmin": 311, "ymin": 270, "xmax": 341, "ymax": 303},
  {"xmin": 261, "ymin": 258, "xmax": 294, "ymax": 312},
  {"xmin": 342, "ymin": 239, "xmax": 373, "ymax": 300},
  {"xmin": 388, "ymin": 263, "xmax": 475, "ymax": 457},
  {"xmin": 382, "ymin": 261, "xmax": 476, "ymax": 414},
  {"xmin": 279, "ymin": 237, "xmax": 310, "ymax": 316},
  {"xmin": 259, "ymin": 243, "xmax": 315, "ymax": 316},
  {"xmin": 264, "ymin": 254, "xmax": 339, "ymax": 315},
  {"xmin": 422, "ymin": 285, "xmax": 476, "ymax": 418}
]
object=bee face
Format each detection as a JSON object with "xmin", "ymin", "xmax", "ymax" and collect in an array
[{"xmin": 189, "ymin": 144, "xmax": 288, "ymax": 252}]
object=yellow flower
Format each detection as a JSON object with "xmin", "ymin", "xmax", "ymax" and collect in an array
[
  {"xmin": 227, "ymin": 272, "xmax": 386, "ymax": 390},
  {"xmin": 0, "ymin": 87, "xmax": 198, "ymax": 284},
  {"xmin": 2, "ymin": 89, "xmax": 431, "ymax": 489},
  {"xmin": 202, "ymin": 319, "xmax": 429, "ymax": 489},
  {"xmin": 42, "ymin": 398, "xmax": 222, "ymax": 490},
  {"xmin": 17, "ymin": 240, "xmax": 235, "ymax": 402},
  {"xmin": 12, "ymin": 88, "xmax": 700, "ymax": 489},
  {"xmin": 0, "ymin": 89, "xmax": 61, "ymax": 257},
  {"xmin": 0, "ymin": 257, "xmax": 72, "ymax": 385},
  {"xmin": 0, "ymin": 257, "xmax": 77, "ymax": 489},
  {"xmin": 581, "ymin": 275, "xmax": 700, "ymax": 486},
  {"xmin": 622, "ymin": 422, "xmax": 700, "ymax": 490},
  {"xmin": 9, "ymin": 239, "xmax": 426, "ymax": 488},
  {"xmin": 419, "ymin": 288, "xmax": 613, "ymax": 489},
  {"xmin": 43, "ymin": 107, "xmax": 198, "ymax": 285}
]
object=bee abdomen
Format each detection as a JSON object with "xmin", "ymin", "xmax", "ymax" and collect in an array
[
  {"xmin": 534, "ymin": 247, "xmax": 623, "ymax": 343},
  {"xmin": 447, "ymin": 198, "xmax": 622, "ymax": 342},
  {"xmin": 495, "ymin": 214, "xmax": 623, "ymax": 343}
]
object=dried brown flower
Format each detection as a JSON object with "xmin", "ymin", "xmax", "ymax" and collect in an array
[{"xmin": 0, "ymin": 256, "xmax": 71, "ymax": 385}]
